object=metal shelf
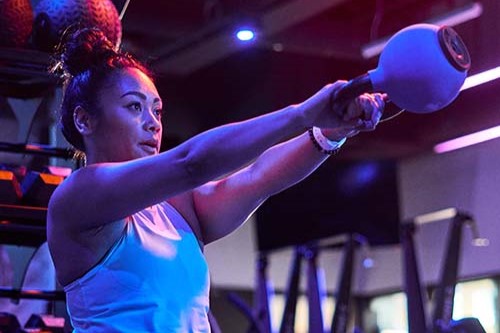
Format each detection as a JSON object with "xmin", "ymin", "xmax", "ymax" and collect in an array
[{"xmin": 0, "ymin": 204, "xmax": 47, "ymax": 247}]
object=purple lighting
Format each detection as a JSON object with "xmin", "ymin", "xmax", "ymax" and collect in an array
[
  {"xmin": 434, "ymin": 125, "xmax": 500, "ymax": 153},
  {"xmin": 433, "ymin": 66, "xmax": 500, "ymax": 154},
  {"xmin": 460, "ymin": 66, "xmax": 500, "ymax": 91}
]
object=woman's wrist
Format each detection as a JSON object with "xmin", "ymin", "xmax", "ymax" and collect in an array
[
  {"xmin": 288, "ymin": 103, "xmax": 310, "ymax": 131},
  {"xmin": 308, "ymin": 127, "xmax": 346, "ymax": 155}
]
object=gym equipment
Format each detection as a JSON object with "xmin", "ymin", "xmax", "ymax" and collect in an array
[
  {"xmin": 229, "ymin": 247, "xmax": 314, "ymax": 333},
  {"xmin": 0, "ymin": 141, "xmax": 76, "ymax": 160},
  {"xmin": 0, "ymin": 287, "xmax": 64, "ymax": 301},
  {"xmin": 304, "ymin": 245, "xmax": 323, "ymax": 333},
  {"xmin": 0, "ymin": 312, "xmax": 21, "ymax": 333},
  {"xmin": 0, "ymin": 0, "xmax": 33, "ymax": 48},
  {"xmin": 330, "ymin": 236, "xmax": 357, "ymax": 333},
  {"xmin": 226, "ymin": 253, "xmax": 272, "ymax": 333},
  {"xmin": 0, "ymin": 170, "xmax": 22, "ymax": 204},
  {"xmin": 450, "ymin": 318, "xmax": 486, "ymax": 333},
  {"xmin": 253, "ymin": 253, "xmax": 273, "ymax": 333},
  {"xmin": 279, "ymin": 247, "xmax": 303, "ymax": 333},
  {"xmin": 335, "ymin": 24, "xmax": 470, "ymax": 114},
  {"xmin": 21, "ymin": 171, "xmax": 64, "ymax": 207},
  {"xmin": 314, "ymin": 235, "xmax": 370, "ymax": 333},
  {"xmin": 32, "ymin": 0, "xmax": 122, "ymax": 52},
  {"xmin": 246, "ymin": 206, "xmax": 488, "ymax": 333},
  {"xmin": 401, "ymin": 208, "xmax": 488, "ymax": 333},
  {"xmin": 25, "ymin": 314, "xmax": 65, "ymax": 333},
  {"xmin": 0, "ymin": 142, "xmax": 72, "ymax": 251},
  {"xmin": 0, "ymin": 204, "xmax": 47, "ymax": 246},
  {"xmin": 248, "ymin": 235, "xmax": 368, "ymax": 333}
]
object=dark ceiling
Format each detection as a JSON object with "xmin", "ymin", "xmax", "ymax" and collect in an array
[{"xmin": 53, "ymin": 0, "xmax": 500, "ymax": 159}]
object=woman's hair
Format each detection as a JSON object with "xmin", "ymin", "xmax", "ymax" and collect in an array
[{"xmin": 51, "ymin": 28, "xmax": 153, "ymax": 152}]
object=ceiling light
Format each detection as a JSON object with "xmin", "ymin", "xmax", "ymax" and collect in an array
[
  {"xmin": 235, "ymin": 29, "xmax": 256, "ymax": 41},
  {"xmin": 432, "ymin": 66, "xmax": 500, "ymax": 154},
  {"xmin": 414, "ymin": 208, "xmax": 457, "ymax": 225},
  {"xmin": 460, "ymin": 66, "xmax": 500, "ymax": 91},
  {"xmin": 362, "ymin": 2, "xmax": 483, "ymax": 59},
  {"xmin": 434, "ymin": 125, "xmax": 500, "ymax": 154}
]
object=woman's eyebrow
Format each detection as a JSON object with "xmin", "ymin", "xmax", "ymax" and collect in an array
[{"xmin": 120, "ymin": 91, "xmax": 161, "ymax": 103}]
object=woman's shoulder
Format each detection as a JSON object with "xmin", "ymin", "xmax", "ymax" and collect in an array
[
  {"xmin": 49, "ymin": 167, "xmax": 88, "ymax": 209},
  {"xmin": 49, "ymin": 164, "xmax": 110, "ymax": 205},
  {"xmin": 47, "ymin": 164, "xmax": 110, "ymax": 226}
]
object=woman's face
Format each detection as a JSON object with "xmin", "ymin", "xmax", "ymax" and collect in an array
[{"xmin": 89, "ymin": 67, "xmax": 163, "ymax": 162}]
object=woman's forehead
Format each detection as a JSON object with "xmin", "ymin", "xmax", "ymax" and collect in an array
[{"xmin": 107, "ymin": 67, "xmax": 160, "ymax": 101}]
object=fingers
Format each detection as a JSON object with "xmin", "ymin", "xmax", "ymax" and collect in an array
[
  {"xmin": 321, "ymin": 80, "xmax": 347, "ymax": 95},
  {"xmin": 329, "ymin": 80, "xmax": 348, "ymax": 90},
  {"xmin": 306, "ymin": 80, "xmax": 383, "ymax": 131},
  {"xmin": 345, "ymin": 92, "xmax": 384, "ymax": 131},
  {"xmin": 306, "ymin": 80, "xmax": 347, "ymax": 109}
]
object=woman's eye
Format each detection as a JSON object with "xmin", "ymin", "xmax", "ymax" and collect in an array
[
  {"xmin": 128, "ymin": 102, "xmax": 142, "ymax": 112},
  {"xmin": 154, "ymin": 109, "xmax": 163, "ymax": 117}
]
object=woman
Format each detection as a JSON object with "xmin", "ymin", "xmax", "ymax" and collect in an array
[{"xmin": 47, "ymin": 28, "xmax": 384, "ymax": 332}]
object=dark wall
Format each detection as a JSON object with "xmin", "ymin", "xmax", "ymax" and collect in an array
[{"xmin": 255, "ymin": 159, "xmax": 400, "ymax": 252}]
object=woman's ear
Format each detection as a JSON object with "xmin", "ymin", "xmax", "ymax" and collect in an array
[{"xmin": 73, "ymin": 106, "xmax": 94, "ymax": 135}]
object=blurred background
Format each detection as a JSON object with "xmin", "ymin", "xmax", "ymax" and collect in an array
[{"xmin": 1, "ymin": 0, "xmax": 500, "ymax": 332}]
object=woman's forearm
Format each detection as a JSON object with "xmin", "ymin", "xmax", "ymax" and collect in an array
[{"xmin": 175, "ymin": 104, "xmax": 306, "ymax": 185}]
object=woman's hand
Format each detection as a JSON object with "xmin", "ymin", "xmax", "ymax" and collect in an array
[
  {"xmin": 324, "ymin": 92, "xmax": 385, "ymax": 140},
  {"xmin": 297, "ymin": 81, "xmax": 385, "ymax": 140}
]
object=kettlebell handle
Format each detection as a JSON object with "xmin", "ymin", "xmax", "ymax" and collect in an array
[{"xmin": 331, "ymin": 74, "xmax": 374, "ymax": 118}]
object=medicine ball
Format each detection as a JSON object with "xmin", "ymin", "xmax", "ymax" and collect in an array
[
  {"xmin": 0, "ymin": 0, "xmax": 34, "ymax": 48},
  {"xmin": 32, "ymin": 0, "xmax": 122, "ymax": 52}
]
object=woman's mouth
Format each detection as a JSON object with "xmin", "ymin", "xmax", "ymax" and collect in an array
[{"xmin": 140, "ymin": 141, "xmax": 158, "ymax": 153}]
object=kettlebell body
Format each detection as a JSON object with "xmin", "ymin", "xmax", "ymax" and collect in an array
[{"xmin": 369, "ymin": 23, "xmax": 470, "ymax": 113}]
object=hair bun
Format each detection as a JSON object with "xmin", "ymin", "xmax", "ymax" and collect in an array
[{"xmin": 55, "ymin": 27, "xmax": 118, "ymax": 78}]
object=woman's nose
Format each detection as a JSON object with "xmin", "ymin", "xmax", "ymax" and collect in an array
[{"xmin": 144, "ymin": 110, "xmax": 161, "ymax": 133}]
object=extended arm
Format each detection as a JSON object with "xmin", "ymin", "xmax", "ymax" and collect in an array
[
  {"xmin": 49, "ymin": 83, "xmax": 355, "ymax": 230},
  {"xmin": 193, "ymin": 93, "xmax": 384, "ymax": 243}
]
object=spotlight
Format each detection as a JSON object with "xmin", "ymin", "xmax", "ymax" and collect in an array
[{"xmin": 235, "ymin": 28, "xmax": 256, "ymax": 42}]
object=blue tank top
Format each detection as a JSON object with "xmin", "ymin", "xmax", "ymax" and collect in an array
[{"xmin": 64, "ymin": 201, "xmax": 211, "ymax": 332}]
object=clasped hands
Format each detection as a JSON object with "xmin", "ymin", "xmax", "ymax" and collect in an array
[{"xmin": 300, "ymin": 80, "xmax": 386, "ymax": 141}]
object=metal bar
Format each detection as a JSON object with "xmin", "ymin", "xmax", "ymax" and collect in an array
[
  {"xmin": 0, "ymin": 288, "xmax": 65, "ymax": 301},
  {"xmin": 279, "ymin": 248, "xmax": 303, "ymax": 333},
  {"xmin": 401, "ymin": 223, "xmax": 429, "ymax": 333},
  {"xmin": 254, "ymin": 253, "xmax": 272, "ymax": 333},
  {"xmin": 0, "ymin": 142, "xmax": 75, "ymax": 159},
  {"xmin": 0, "ymin": 204, "xmax": 47, "ymax": 224},
  {"xmin": 305, "ymin": 245, "xmax": 324, "ymax": 333},
  {"xmin": 431, "ymin": 214, "xmax": 469, "ymax": 332},
  {"xmin": 330, "ymin": 235, "xmax": 355, "ymax": 333}
]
